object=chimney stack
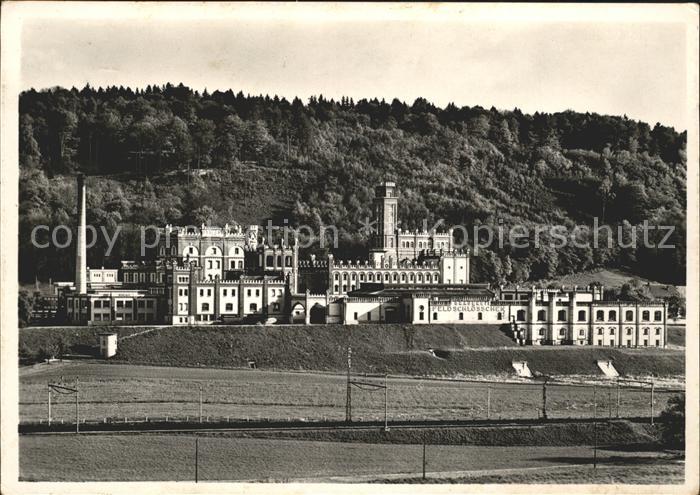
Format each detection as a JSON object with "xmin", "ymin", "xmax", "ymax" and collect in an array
[{"xmin": 75, "ymin": 174, "xmax": 87, "ymax": 294}]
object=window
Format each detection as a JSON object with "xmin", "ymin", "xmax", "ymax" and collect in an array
[
  {"xmin": 208, "ymin": 260, "xmax": 212, "ymax": 269},
  {"xmin": 608, "ymin": 310, "xmax": 617, "ymax": 321},
  {"xmin": 207, "ymin": 289, "xmax": 212, "ymax": 297},
  {"xmin": 579, "ymin": 329, "xmax": 585, "ymax": 336},
  {"xmin": 654, "ymin": 310, "xmax": 662, "ymax": 321},
  {"xmin": 625, "ymin": 310, "xmax": 634, "ymax": 321},
  {"xmin": 250, "ymin": 303, "xmax": 258, "ymax": 312},
  {"xmin": 367, "ymin": 311, "xmax": 372, "ymax": 322},
  {"xmin": 189, "ymin": 247, "xmax": 194, "ymax": 254},
  {"xmin": 94, "ymin": 300, "xmax": 101, "ymax": 308},
  {"xmin": 459, "ymin": 312, "xmax": 464, "ymax": 321},
  {"xmin": 433, "ymin": 312, "xmax": 438, "ymax": 321},
  {"xmin": 497, "ymin": 312, "xmax": 502, "ymax": 320},
  {"xmin": 419, "ymin": 312, "xmax": 424, "ymax": 321},
  {"xmin": 238, "ymin": 261, "xmax": 243, "ymax": 269},
  {"xmin": 273, "ymin": 303, "xmax": 280, "ymax": 311},
  {"xmin": 223, "ymin": 289, "xmax": 227, "ymax": 297},
  {"xmin": 655, "ymin": 340, "xmax": 660, "ymax": 347},
  {"xmin": 610, "ymin": 340, "xmax": 615, "ymax": 346},
  {"xmin": 596, "ymin": 310, "xmax": 604, "ymax": 321},
  {"xmin": 559, "ymin": 328, "xmax": 566, "ymax": 336},
  {"xmin": 419, "ymin": 305, "xmax": 424, "ymax": 321},
  {"xmin": 626, "ymin": 327, "xmax": 632, "ymax": 335},
  {"xmin": 516, "ymin": 310, "xmax": 526, "ymax": 321},
  {"xmin": 597, "ymin": 340, "xmax": 602, "ymax": 346},
  {"xmin": 477, "ymin": 312, "xmax": 483, "ymax": 321},
  {"xmin": 557, "ymin": 310, "xmax": 566, "ymax": 321},
  {"xmin": 277, "ymin": 255, "xmax": 282, "ymax": 267},
  {"xmin": 643, "ymin": 328, "xmax": 649, "ymax": 335},
  {"xmin": 578, "ymin": 310, "xmax": 586, "ymax": 322},
  {"xmin": 538, "ymin": 328, "xmax": 545, "ymax": 336},
  {"xmin": 642, "ymin": 311, "xmax": 650, "ymax": 321},
  {"xmin": 354, "ymin": 312, "xmax": 358, "ymax": 320},
  {"xmin": 655, "ymin": 328, "xmax": 661, "ymax": 335},
  {"xmin": 202, "ymin": 303, "xmax": 210, "ymax": 311},
  {"xmin": 266, "ymin": 255, "xmax": 274, "ymax": 266},
  {"xmin": 247, "ymin": 289, "xmax": 251, "ymax": 297},
  {"xmin": 255, "ymin": 289, "xmax": 260, "ymax": 297},
  {"xmin": 285, "ymin": 256, "xmax": 292, "ymax": 267},
  {"xmin": 200, "ymin": 289, "xmax": 204, "ymax": 296},
  {"xmin": 597, "ymin": 327, "xmax": 603, "ymax": 335},
  {"xmin": 610, "ymin": 328, "xmax": 615, "ymax": 335},
  {"xmin": 138, "ymin": 300, "xmax": 145, "ymax": 308},
  {"xmin": 537, "ymin": 310, "xmax": 546, "ymax": 321},
  {"xmin": 225, "ymin": 303, "xmax": 233, "ymax": 311}
]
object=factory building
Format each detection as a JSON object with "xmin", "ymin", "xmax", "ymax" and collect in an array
[{"xmin": 57, "ymin": 175, "xmax": 668, "ymax": 347}]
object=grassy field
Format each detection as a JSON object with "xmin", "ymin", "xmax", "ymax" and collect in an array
[
  {"xmin": 384, "ymin": 463, "xmax": 684, "ymax": 484},
  {"xmin": 19, "ymin": 434, "xmax": 681, "ymax": 482},
  {"xmin": 19, "ymin": 323, "xmax": 684, "ymax": 378},
  {"xmin": 20, "ymin": 363, "xmax": 682, "ymax": 424}
]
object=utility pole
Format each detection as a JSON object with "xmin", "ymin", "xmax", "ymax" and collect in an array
[
  {"xmin": 422, "ymin": 440, "xmax": 427, "ymax": 480},
  {"xmin": 650, "ymin": 381, "xmax": 655, "ymax": 425},
  {"xmin": 608, "ymin": 386, "xmax": 612, "ymax": 419},
  {"xmin": 593, "ymin": 382, "xmax": 597, "ymax": 420},
  {"xmin": 593, "ymin": 381, "xmax": 597, "ymax": 470},
  {"xmin": 199, "ymin": 383, "xmax": 203, "ymax": 423},
  {"xmin": 345, "ymin": 341, "xmax": 352, "ymax": 423},
  {"xmin": 47, "ymin": 383, "xmax": 51, "ymax": 427},
  {"xmin": 616, "ymin": 379, "xmax": 621, "ymax": 418},
  {"xmin": 384, "ymin": 374, "xmax": 388, "ymax": 431},
  {"xmin": 195, "ymin": 437, "xmax": 199, "ymax": 483},
  {"xmin": 75, "ymin": 378, "xmax": 79, "ymax": 434},
  {"xmin": 541, "ymin": 378, "xmax": 548, "ymax": 420}
]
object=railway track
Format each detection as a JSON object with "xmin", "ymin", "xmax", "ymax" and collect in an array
[{"xmin": 19, "ymin": 415, "xmax": 654, "ymax": 436}]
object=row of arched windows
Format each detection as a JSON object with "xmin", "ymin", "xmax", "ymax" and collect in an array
[{"xmin": 334, "ymin": 271, "xmax": 440, "ymax": 284}]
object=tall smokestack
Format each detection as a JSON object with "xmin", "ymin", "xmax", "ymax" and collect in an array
[{"xmin": 75, "ymin": 174, "xmax": 87, "ymax": 294}]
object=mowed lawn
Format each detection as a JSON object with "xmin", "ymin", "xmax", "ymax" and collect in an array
[
  {"xmin": 19, "ymin": 434, "xmax": 679, "ymax": 482},
  {"xmin": 20, "ymin": 363, "xmax": 682, "ymax": 424}
]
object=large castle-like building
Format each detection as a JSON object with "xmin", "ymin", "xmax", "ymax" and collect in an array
[{"xmin": 60, "ymin": 177, "xmax": 668, "ymax": 348}]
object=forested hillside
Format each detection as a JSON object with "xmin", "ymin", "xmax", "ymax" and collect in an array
[{"xmin": 19, "ymin": 84, "xmax": 686, "ymax": 284}]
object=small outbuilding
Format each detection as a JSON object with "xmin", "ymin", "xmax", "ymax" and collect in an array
[{"xmin": 98, "ymin": 332, "xmax": 118, "ymax": 358}]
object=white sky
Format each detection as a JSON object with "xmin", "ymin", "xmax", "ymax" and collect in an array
[{"xmin": 17, "ymin": 3, "xmax": 696, "ymax": 131}]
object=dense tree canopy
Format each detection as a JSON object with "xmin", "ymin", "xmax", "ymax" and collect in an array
[{"xmin": 19, "ymin": 84, "xmax": 686, "ymax": 285}]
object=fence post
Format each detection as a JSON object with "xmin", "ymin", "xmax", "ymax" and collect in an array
[
  {"xmin": 422, "ymin": 441, "xmax": 426, "ymax": 480},
  {"xmin": 616, "ymin": 379, "xmax": 621, "ymax": 418},
  {"xmin": 650, "ymin": 381, "xmax": 655, "ymax": 425},
  {"xmin": 47, "ymin": 384, "xmax": 51, "ymax": 427},
  {"xmin": 75, "ymin": 378, "xmax": 80, "ymax": 434}
]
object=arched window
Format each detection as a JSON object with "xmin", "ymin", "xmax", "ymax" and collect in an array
[
  {"xmin": 596, "ymin": 310, "xmax": 604, "ymax": 321},
  {"xmin": 654, "ymin": 310, "xmax": 662, "ymax": 321},
  {"xmin": 642, "ymin": 311, "xmax": 650, "ymax": 321},
  {"xmin": 368, "ymin": 273, "xmax": 374, "ymax": 282},
  {"xmin": 343, "ymin": 273, "xmax": 348, "ymax": 281},
  {"xmin": 625, "ymin": 310, "xmax": 634, "ymax": 321},
  {"xmin": 608, "ymin": 310, "xmax": 617, "ymax": 321},
  {"xmin": 384, "ymin": 273, "xmax": 390, "ymax": 281},
  {"xmin": 497, "ymin": 312, "xmax": 502, "ymax": 320},
  {"xmin": 459, "ymin": 312, "xmax": 464, "ymax": 320},
  {"xmin": 417, "ymin": 274, "xmax": 423, "ymax": 283},
  {"xmin": 538, "ymin": 328, "xmax": 545, "ymax": 336},
  {"xmin": 360, "ymin": 273, "xmax": 365, "ymax": 282},
  {"xmin": 537, "ymin": 310, "xmax": 546, "ymax": 321},
  {"xmin": 393, "ymin": 273, "xmax": 398, "ymax": 282},
  {"xmin": 559, "ymin": 328, "xmax": 566, "ymax": 336},
  {"xmin": 557, "ymin": 310, "xmax": 566, "ymax": 321},
  {"xmin": 578, "ymin": 310, "xmax": 586, "ymax": 321},
  {"xmin": 426, "ymin": 274, "xmax": 432, "ymax": 282},
  {"xmin": 477, "ymin": 312, "xmax": 483, "ymax": 320},
  {"xmin": 410, "ymin": 273, "xmax": 415, "ymax": 282},
  {"xmin": 516, "ymin": 310, "xmax": 526, "ymax": 321}
]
